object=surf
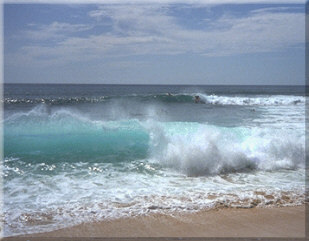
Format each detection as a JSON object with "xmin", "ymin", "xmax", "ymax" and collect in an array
[
  {"xmin": 4, "ymin": 104, "xmax": 305, "ymax": 175},
  {"xmin": 3, "ymin": 84, "xmax": 306, "ymax": 237},
  {"xmin": 3, "ymin": 93, "xmax": 305, "ymax": 106}
]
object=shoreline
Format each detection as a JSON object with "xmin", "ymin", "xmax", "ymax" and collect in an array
[{"xmin": 9, "ymin": 205, "xmax": 305, "ymax": 239}]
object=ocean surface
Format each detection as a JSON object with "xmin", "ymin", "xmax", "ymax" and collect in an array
[{"xmin": 2, "ymin": 84, "xmax": 307, "ymax": 236}]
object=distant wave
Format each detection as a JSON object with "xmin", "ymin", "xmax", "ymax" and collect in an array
[
  {"xmin": 2, "ymin": 94, "xmax": 194, "ymax": 105},
  {"xmin": 3, "ymin": 93, "xmax": 305, "ymax": 106},
  {"xmin": 3, "ymin": 96, "xmax": 110, "ymax": 105},
  {"xmin": 198, "ymin": 94, "xmax": 305, "ymax": 106}
]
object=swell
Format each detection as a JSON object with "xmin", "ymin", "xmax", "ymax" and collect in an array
[
  {"xmin": 4, "ymin": 105, "xmax": 149, "ymax": 163},
  {"xmin": 3, "ymin": 93, "xmax": 305, "ymax": 106},
  {"xmin": 2, "ymin": 94, "xmax": 193, "ymax": 105}
]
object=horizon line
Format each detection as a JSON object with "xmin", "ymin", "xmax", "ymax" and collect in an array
[
  {"xmin": 3, "ymin": 83, "xmax": 307, "ymax": 86},
  {"xmin": 3, "ymin": 1, "xmax": 306, "ymax": 4}
]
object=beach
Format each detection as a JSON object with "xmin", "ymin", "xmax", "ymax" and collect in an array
[{"xmin": 6, "ymin": 205, "xmax": 302, "ymax": 239}]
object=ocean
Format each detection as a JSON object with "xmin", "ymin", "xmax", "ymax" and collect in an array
[{"xmin": 2, "ymin": 84, "xmax": 307, "ymax": 236}]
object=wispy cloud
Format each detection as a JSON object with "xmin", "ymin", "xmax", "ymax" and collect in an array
[
  {"xmin": 249, "ymin": 6, "xmax": 304, "ymax": 14},
  {"xmin": 23, "ymin": 21, "xmax": 93, "ymax": 40},
  {"xmin": 6, "ymin": 4, "xmax": 305, "ymax": 68}
]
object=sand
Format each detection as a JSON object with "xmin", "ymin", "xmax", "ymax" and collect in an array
[{"xmin": 3, "ymin": 204, "xmax": 305, "ymax": 241}]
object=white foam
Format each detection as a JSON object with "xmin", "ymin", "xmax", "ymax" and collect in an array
[
  {"xmin": 4, "ymin": 159, "xmax": 305, "ymax": 236},
  {"xmin": 147, "ymin": 122, "xmax": 305, "ymax": 176},
  {"xmin": 197, "ymin": 94, "xmax": 305, "ymax": 106}
]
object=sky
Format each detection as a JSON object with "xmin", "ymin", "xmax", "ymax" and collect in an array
[{"xmin": 4, "ymin": 1, "xmax": 306, "ymax": 85}]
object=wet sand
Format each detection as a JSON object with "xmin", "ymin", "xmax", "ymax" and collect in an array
[{"xmin": 5, "ymin": 205, "xmax": 304, "ymax": 240}]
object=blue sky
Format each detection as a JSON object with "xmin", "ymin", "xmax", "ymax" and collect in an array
[{"xmin": 4, "ymin": 2, "xmax": 306, "ymax": 85}]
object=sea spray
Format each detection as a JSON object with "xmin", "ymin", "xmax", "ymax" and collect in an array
[{"xmin": 146, "ymin": 122, "xmax": 305, "ymax": 176}]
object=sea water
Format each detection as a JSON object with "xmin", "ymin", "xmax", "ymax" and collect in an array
[{"xmin": 2, "ymin": 84, "xmax": 307, "ymax": 236}]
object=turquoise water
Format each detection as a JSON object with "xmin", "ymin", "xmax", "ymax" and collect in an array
[{"xmin": 3, "ymin": 84, "xmax": 306, "ymax": 236}]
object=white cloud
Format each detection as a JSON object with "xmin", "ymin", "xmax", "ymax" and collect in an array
[
  {"xmin": 249, "ymin": 6, "xmax": 304, "ymax": 14},
  {"xmin": 23, "ymin": 21, "xmax": 93, "ymax": 40},
  {"xmin": 7, "ymin": 4, "xmax": 305, "ymax": 67}
]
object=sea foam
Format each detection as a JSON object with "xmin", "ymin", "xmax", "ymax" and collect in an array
[
  {"xmin": 147, "ymin": 122, "xmax": 305, "ymax": 176},
  {"xmin": 198, "ymin": 94, "xmax": 305, "ymax": 106}
]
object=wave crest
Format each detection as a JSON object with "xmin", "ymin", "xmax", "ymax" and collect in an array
[
  {"xmin": 148, "ymin": 123, "xmax": 305, "ymax": 176},
  {"xmin": 3, "ymin": 94, "xmax": 305, "ymax": 106},
  {"xmin": 199, "ymin": 94, "xmax": 305, "ymax": 106},
  {"xmin": 4, "ymin": 105, "xmax": 305, "ymax": 175}
]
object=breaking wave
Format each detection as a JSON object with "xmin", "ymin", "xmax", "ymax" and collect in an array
[
  {"xmin": 5, "ymin": 105, "xmax": 305, "ymax": 176},
  {"xmin": 3, "ymin": 93, "xmax": 305, "ymax": 106},
  {"xmin": 198, "ymin": 94, "xmax": 305, "ymax": 106}
]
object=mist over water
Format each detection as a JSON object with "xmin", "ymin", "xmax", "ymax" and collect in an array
[{"xmin": 3, "ymin": 84, "xmax": 306, "ymax": 236}]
